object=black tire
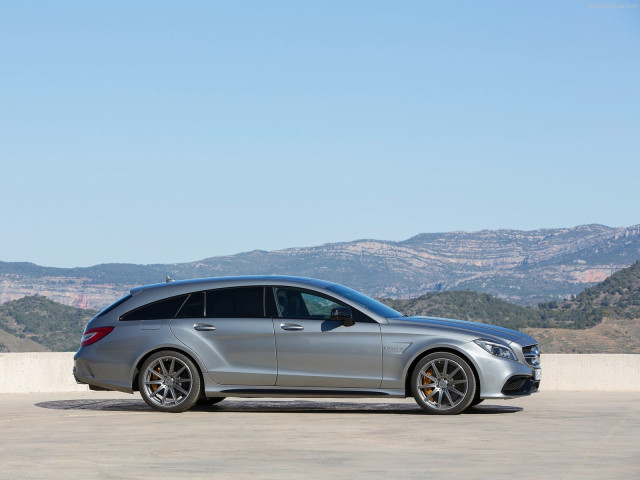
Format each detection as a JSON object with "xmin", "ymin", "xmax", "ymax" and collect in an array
[
  {"xmin": 196, "ymin": 396, "xmax": 226, "ymax": 406},
  {"xmin": 411, "ymin": 352, "xmax": 476, "ymax": 415},
  {"xmin": 138, "ymin": 350, "xmax": 201, "ymax": 413},
  {"xmin": 470, "ymin": 397, "xmax": 484, "ymax": 407}
]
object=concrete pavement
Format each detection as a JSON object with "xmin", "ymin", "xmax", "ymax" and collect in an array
[{"xmin": 1, "ymin": 391, "xmax": 638, "ymax": 479}]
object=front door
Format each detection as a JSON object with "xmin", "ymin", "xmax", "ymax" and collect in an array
[{"xmin": 272, "ymin": 287, "xmax": 383, "ymax": 388}]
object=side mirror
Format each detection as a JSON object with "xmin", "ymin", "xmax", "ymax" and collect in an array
[{"xmin": 330, "ymin": 306, "xmax": 354, "ymax": 327}]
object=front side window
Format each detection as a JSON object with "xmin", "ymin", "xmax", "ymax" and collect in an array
[{"xmin": 274, "ymin": 287, "xmax": 346, "ymax": 320}]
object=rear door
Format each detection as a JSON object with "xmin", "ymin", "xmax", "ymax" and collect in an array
[
  {"xmin": 169, "ymin": 287, "xmax": 277, "ymax": 386},
  {"xmin": 272, "ymin": 287, "xmax": 383, "ymax": 388}
]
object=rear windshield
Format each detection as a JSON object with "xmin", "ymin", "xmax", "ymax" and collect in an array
[{"xmin": 95, "ymin": 294, "xmax": 132, "ymax": 318}]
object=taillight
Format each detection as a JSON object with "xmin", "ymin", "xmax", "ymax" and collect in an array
[{"xmin": 81, "ymin": 327, "xmax": 114, "ymax": 347}]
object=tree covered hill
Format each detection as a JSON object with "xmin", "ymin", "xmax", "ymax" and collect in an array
[
  {"xmin": 381, "ymin": 261, "xmax": 640, "ymax": 330},
  {"xmin": 380, "ymin": 291, "xmax": 542, "ymax": 330},
  {"xmin": 380, "ymin": 261, "xmax": 640, "ymax": 332},
  {"xmin": 560, "ymin": 259, "xmax": 640, "ymax": 318},
  {"xmin": 0, "ymin": 296, "xmax": 96, "ymax": 352}
]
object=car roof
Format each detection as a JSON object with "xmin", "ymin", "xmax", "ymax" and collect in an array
[
  {"xmin": 118, "ymin": 275, "xmax": 392, "ymax": 324},
  {"xmin": 130, "ymin": 275, "xmax": 335, "ymax": 297}
]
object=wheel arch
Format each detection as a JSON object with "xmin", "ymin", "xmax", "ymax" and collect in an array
[
  {"xmin": 132, "ymin": 346, "xmax": 207, "ymax": 393},
  {"xmin": 403, "ymin": 346, "xmax": 481, "ymax": 397}
]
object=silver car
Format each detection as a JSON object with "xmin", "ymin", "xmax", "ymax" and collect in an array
[{"xmin": 74, "ymin": 276, "xmax": 541, "ymax": 414}]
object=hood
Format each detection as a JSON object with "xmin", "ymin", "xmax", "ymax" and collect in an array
[{"xmin": 389, "ymin": 316, "xmax": 536, "ymax": 345}]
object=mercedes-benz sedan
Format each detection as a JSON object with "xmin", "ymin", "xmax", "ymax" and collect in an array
[{"xmin": 74, "ymin": 276, "xmax": 541, "ymax": 414}]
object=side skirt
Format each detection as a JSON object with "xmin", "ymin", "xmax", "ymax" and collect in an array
[{"xmin": 204, "ymin": 386, "xmax": 407, "ymax": 398}]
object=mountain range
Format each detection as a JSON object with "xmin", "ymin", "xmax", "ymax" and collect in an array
[
  {"xmin": 2, "ymin": 260, "xmax": 639, "ymax": 354},
  {"xmin": 1, "ymin": 223, "xmax": 639, "ymax": 311}
]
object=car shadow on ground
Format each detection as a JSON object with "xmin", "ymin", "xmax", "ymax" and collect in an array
[{"xmin": 35, "ymin": 399, "xmax": 522, "ymax": 415}]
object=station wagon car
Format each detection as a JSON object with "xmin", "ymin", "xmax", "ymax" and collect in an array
[{"xmin": 74, "ymin": 276, "xmax": 541, "ymax": 414}]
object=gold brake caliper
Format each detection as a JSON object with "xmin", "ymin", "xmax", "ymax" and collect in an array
[
  {"xmin": 423, "ymin": 368, "xmax": 434, "ymax": 403},
  {"xmin": 151, "ymin": 366, "xmax": 162, "ymax": 392}
]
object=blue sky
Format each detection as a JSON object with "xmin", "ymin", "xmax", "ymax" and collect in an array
[{"xmin": 1, "ymin": 1, "xmax": 639, "ymax": 267}]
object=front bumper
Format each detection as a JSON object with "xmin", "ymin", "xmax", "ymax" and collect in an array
[{"xmin": 469, "ymin": 343, "xmax": 542, "ymax": 399}]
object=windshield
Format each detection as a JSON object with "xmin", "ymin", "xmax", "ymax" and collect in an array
[{"xmin": 325, "ymin": 284, "xmax": 403, "ymax": 318}]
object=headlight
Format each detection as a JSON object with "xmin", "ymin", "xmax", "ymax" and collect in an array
[{"xmin": 474, "ymin": 339, "xmax": 517, "ymax": 361}]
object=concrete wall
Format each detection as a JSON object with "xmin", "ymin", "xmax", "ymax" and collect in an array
[
  {"xmin": 0, "ymin": 352, "xmax": 89, "ymax": 393},
  {"xmin": 539, "ymin": 354, "xmax": 640, "ymax": 391},
  {"xmin": 1, "ymin": 353, "xmax": 639, "ymax": 394}
]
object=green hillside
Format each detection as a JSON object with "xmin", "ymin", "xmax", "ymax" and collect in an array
[
  {"xmin": 0, "ymin": 327, "xmax": 49, "ymax": 353},
  {"xmin": 0, "ymin": 295, "xmax": 96, "ymax": 352},
  {"xmin": 559, "ymin": 259, "xmax": 640, "ymax": 319},
  {"xmin": 380, "ymin": 291, "xmax": 542, "ymax": 330},
  {"xmin": 381, "ymin": 260, "xmax": 640, "ymax": 330}
]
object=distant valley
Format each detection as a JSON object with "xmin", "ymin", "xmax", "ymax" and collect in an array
[{"xmin": 1, "ymin": 223, "xmax": 639, "ymax": 311}]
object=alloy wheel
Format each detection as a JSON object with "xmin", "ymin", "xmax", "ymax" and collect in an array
[
  {"xmin": 142, "ymin": 356, "xmax": 193, "ymax": 408},
  {"xmin": 412, "ymin": 353, "xmax": 475, "ymax": 414}
]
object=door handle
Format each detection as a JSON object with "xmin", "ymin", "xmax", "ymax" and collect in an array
[
  {"xmin": 193, "ymin": 323, "xmax": 216, "ymax": 331},
  {"xmin": 280, "ymin": 323, "xmax": 304, "ymax": 331}
]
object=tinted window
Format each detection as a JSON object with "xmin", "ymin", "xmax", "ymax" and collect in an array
[
  {"xmin": 175, "ymin": 292, "xmax": 205, "ymax": 318},
  {"xmin": 265, "ymin": 288, "xmax": 279, "ymax": 317},
  {"xmin": 120, "ymin": 294, "xmax": 188, "ymax": 321},
  {"xmin": 205, "ymin": 287, "xmax": 264, "ymax": 318},
  {"xmin": 273, "ymin": 287, "xmax": 374, "ymax": 322},
  {"xmin": 274, "ymin": 287, "xmax": 339, "ymax": 319}
]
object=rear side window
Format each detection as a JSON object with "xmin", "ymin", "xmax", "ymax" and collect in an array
[
  {"xmin": 120, "ymin": 294, "xmax": 188, "ymax": 321},
  {"xmin": 175, "ymin": 292, "xmax": 205, "ymax": 318},
  {"xmin": 206, "ymin": 287, "xmax": 264, "ymax": 318}
]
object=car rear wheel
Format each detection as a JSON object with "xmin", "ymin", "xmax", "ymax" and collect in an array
[
  {"xmin": 139, "ymin": 351, "xmax": 201, "ymax": 413},
  {"xmin": 411, "ymin": 352, "xmax": 476, "ymax": 415}
]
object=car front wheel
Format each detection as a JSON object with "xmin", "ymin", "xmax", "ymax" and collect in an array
[
  {"xmin": 139, "ymin": 351, "xmax": 201, "ymax": 413},
  {"xmin": 411, "ymin": 352, "xmax": 476, "ymax": 415}
]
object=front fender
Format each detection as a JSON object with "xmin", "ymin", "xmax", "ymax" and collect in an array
[{"xmin": 379, "ymin": 323, "xmax": 481, "ymax": 389}]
